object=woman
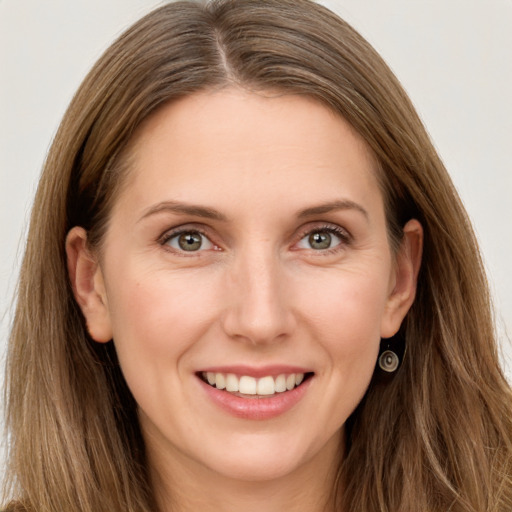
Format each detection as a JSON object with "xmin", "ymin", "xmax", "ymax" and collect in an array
[{"xmin": 3, "ymin": 0, "xmax": 511, "ymax": 510}]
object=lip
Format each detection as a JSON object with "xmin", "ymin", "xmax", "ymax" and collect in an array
[
  {"xmin": 197, "ymin": 370, "xmax": 313, "ymax": 420},
  {"xmin": 197, "ymin": 364, "xmax": 312, "ymax": 378}
]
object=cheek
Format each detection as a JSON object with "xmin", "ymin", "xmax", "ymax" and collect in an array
[
  {"xmin": 299, "ymin": 270, "xmax": 389, "ymax": 420},
  {"xmin": 296, "ymin": 265, "xmax": 391, "ymax": 343},
  {"xmin": 294, "ymin": 266, "xmax": 389, "ymax": 390},
  {"xmin": 103, "ymin": 263, "xmax": 222, "ymax": 391},
  {"xmin": 108, "ymin": 260, "xmax": 218, "ymax": 333}
]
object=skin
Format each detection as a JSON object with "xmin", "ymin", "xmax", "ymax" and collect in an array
[{"xmin": 67, "ymin": 88, "xmax": 422, "ymax": 512}]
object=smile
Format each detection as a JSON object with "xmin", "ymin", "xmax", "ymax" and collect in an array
[
  {"xmin": 200, "ymin": 371, "xmax": 310, "ymax": 397},
  {"xmin": 197, "ymin": 367, "xmax": 314, "ymax": 419}
]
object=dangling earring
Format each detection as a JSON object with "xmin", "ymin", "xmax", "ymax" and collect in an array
[
  {"xmin": 378, "ymin": 349, "xmax": 400, "ymax": 372},
  {"xmin": 377, "ymin": 333, "xmax": 406, "ymax": 374}
]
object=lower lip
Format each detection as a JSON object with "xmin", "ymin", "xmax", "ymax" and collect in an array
[{"xmin": 198, "ymin": 376, "xmax": 312, "ymax": 420}]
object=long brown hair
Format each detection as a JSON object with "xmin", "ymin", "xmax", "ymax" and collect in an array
[{"xmin": 3, "ymin": 1, "xmax": 511, "ymax": 510}]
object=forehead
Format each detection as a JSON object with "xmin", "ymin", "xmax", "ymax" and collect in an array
[{"xmin": 113, "ymin": 88, "xmax": 383, "ymax": 219}]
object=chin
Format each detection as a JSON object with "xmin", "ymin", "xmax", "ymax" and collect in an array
[
  {"xmin": 207, "ymin": 452, "xmax": 307, "ymax": 483},
  {"xmin": 195, "ymin": 428, "xmax": 342, "ymax": 484}
]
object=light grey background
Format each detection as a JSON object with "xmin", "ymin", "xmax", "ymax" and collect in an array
[{"xmin": 1, "ymin": 0, "xmax": 511, "ymax": 472}]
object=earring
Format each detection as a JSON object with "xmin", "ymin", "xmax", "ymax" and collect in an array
[
  {"xmin": 378, "ymin": 350, "xmax": 400, "ymax": 372},
  {"xmin": 377, "ymin": 333, "xmax": 406, "ymax": 374}
]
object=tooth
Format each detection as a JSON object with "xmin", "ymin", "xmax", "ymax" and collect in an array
[
  {"xmin": 275, "ymin": 374, "xmax": 287, "ymax": 392},
  {"xmin": 286, "ymin": 374, "xmax": 296, "ymax": 391},
  {"xmin": 210, "ymin": 372, "xmax": 304, "ymax": 394},
  {"xmin": 239, "ymin": 376, "xmax": 257, "ymax": 395},
  {"xmin": 215, "ymin": 373, "xmax": 226, "ymax": 390},
  {"xmin": 226, "ymin": 373, "xmax": 239, "ymax": 392},
  {"xmin": 257, "ymin": 376, "xmax": 275, "ymax": 395}
]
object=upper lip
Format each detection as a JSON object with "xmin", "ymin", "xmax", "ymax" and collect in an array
[{"xmin": 196, "ymin": 365, "xmax": 314, "ymax": 378}]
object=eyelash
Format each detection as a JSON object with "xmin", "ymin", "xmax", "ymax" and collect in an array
[
  {"xmin": 158, "ymin": 223, "xmax": 351, "ymax": 255},
  {"xmin": 295, "ymin": 224, "xmax": 352, "ymax": 253},
  {"xmin": 158, "ymin": 226, "xmax": 216, "ymax": 255}
]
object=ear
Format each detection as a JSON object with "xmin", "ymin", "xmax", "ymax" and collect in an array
[
  {"xmin": 66, "ymin": 227, "xmax": 113, "ymax": 343},
  {"xmin": 380, "ymin": 219, "xmax": 423, "ymax": 338}
]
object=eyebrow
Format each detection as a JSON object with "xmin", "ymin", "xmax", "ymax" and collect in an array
[
  {"xmin": 138, "ymin": 201, "xmax": 229, "ymax": 223},
  {"xmin": 297, "ymin": 200, "xmax": 369, "ymax": 219},
  {"xmin": 138, "ymin": 198, "xmax": 368, "ymax": 224}
]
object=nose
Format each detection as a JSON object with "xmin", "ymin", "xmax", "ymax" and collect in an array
[{"xmin": 221, "ymin": 247, "xmax": 296, "ymax": 346}]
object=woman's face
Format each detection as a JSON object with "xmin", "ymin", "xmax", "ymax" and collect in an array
[{"xmin": 69, "ymin": 88, "xmax": 420, "ymax": 485}]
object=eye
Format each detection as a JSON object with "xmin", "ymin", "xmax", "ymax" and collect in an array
[
  {"xmin": 296, "ymin": 227, "xmax": 348, "ymax": 251},
  {"xmin": 164, "ymin": 230, "xmax": 214, "ymax": 252}
]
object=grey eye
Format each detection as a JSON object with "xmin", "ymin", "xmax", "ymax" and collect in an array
[
  {"xmin": 166, "ymin": 231, "xmax": 213, "ymax": 252},
  {"xmin": 296, "ymin": 227, "xmax": 346, "ymax": 251},
  {"xmin": 308, "ymin": 232, "xmax": 332, "ymax": 250},
  {"xmin": 178, "ymin": 232, "xmax": 202, "ymax": 251}
]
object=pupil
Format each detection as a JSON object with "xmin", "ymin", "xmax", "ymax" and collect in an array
[
  {"xmin": 178, "ymin": 232, "xmax": 202, "ymax": 251},
  {"xmin": 309, "ymin": 231, "xmax": 331, "ymax": 250}
]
